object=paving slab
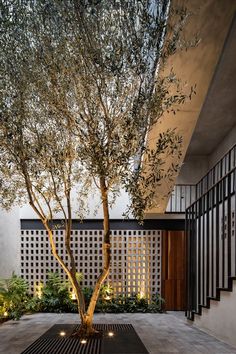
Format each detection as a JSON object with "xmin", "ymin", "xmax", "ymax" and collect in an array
[{"xmin": 0, "ymin": 312, "xmax": 235, "ymax": 354}]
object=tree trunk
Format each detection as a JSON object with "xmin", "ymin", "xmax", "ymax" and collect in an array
[
  {"xmin": 31, "ymin": 179, "xmax": 111, "ymax": 338},
  {"xmin": 43, "ymin": 222, "xmax": 86, "ymax": 324},
  {"xmin": 79, "ymin": 177, "xmax": 111, "ymax": 336}
]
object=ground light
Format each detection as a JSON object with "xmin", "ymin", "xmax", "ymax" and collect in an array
[
  {"xmin": 3, "ymin": 311, "xmax": 8, "ymax": 317},
  {"xmin": 59, "ymin": 331, "xmax": 66, "ymax": 336},
  {"xmin": 70, "ymin": 291, "xmax": 76, "ymax": 300},
  {"xmin": 80, "ymin": 339, "xmax": 87, "ymax": 344},
  {"xmin": 108, "ymin": 331, "xmax": 114, "ymax": 337}
]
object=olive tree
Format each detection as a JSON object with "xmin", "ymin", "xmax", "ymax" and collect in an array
[{"xmin": 0, "ymin": 0, "xmax": 194, "ymax": 336}]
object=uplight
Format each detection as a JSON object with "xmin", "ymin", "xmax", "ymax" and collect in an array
[
  {"xmin": 60, "ymin": 331, "xmax": 66, "ymax": 336},
  {"xmin": 81, "ymin": 339, "xmax": 87, "ymax": 344},
  {"xmin": 3, "ymin": 311, "xmax": 8, "ymax": 317},
  {"xmin": 108, "ymin": 331, "xmax": 114, "ymax": 337},
  {"xmin": 70, "ymin": 291, "xmax": 76, "ymax": 300},
  {"xmin": 139, "ymin": 291, "xmax": 145, "ymax": 299}
]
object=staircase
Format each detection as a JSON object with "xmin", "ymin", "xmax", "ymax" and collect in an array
[{"xmin": 186, "ymin": 145, "xmax": 236, "ymax": 320}]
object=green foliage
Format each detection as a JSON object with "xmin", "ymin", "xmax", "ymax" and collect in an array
[
  {"xmin": 82, "ymin": 287, "xmax": 93, "ymax": 308},
  {"xmin": 0, "ymin": 0, "xmax": 193, "ymax": 221},
  {"xmin": 95, "ymin": 291, "xmax": 164, "ymax": 313},
  {"xmin": 38, "ymin": 272, "xmax": 76, "ymax": 313},
  {"xmin": 25, "ymin": 296, "xmax": 42, "ymax": 314},
  {"xmin": 0, "ymin": 272, "xmax": 164, "ymax": 316},
  {"xmin": 0, "ymin": 271, "xmax": 165, "ymax": 319},
  {"xmin": 0, "ymin": 273, "xmax": 29, "ymax": 320},
  {"xmin": 99, "ymin": 283, "xmax": 114, "ymax": 300},
  {"xmin": 151, "ymin": 292, "xmax": 165, "ymax": 310},
  {"xmin": 42, "ymin": 272, "xmax": 69, "ymax": 296},
  {"xmin": 0, "ymin": 1, "xmax": 192, "ymax": 320}
]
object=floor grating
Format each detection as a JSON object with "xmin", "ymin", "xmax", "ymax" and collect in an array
[{"xmin": 21, "ymin": 323, "xmax": 149, "ymax": 354}]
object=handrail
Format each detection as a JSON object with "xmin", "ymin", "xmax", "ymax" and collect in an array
[
  {"xmin": 187, "ymin": 165, "xmax": 236, "ymax": 210},
  {"xmin": 196, "ymin": 144, "xmax": 236, "ymax": 197},
  {"xmin": 166, "ymin": 144, "xmax": 235, "ymax": 214},
  {"xmin": 197, "ymin": 143, "xmax": 236, "ymax": 186},
  {"xmin": 186, "ymin": 165, "xmax": 236, "ymax": 320}
]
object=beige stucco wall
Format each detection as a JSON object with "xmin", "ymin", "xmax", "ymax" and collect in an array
[{"xmin": 194, "ymin": 280, "xmax": 236, "ymax": 348}]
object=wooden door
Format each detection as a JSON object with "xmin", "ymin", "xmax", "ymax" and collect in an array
[{"xmin": 161, "ymin": 231, "xmax": 186, "ymax": 310}]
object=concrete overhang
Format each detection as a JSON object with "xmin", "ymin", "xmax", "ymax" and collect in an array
[{"xmin": 145, "ymin": 0, "xmax": 236, "ymax": 215}]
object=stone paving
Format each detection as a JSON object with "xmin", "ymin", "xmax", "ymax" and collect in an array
[{"xmin": 0, "ymin": 312, "xmax": 235, "ymax": 354}]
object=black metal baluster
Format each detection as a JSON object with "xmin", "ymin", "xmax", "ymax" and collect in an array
[
  {"xmin": 211, "ymin": 187, "xmax": 215, "ymax": 298},
  {"xmin": 227, "ymin": 168, "xmax": 232, "ymax": 286},
  {"xmin": 192, "ymin": 203, "xmax": 197, "ymax": 312},
  {"xmin": 234, "ymin": 169, "xmax": 236, "ymax": 277},
  {"xmin": 222, "ymin": 179, "xmax": 225, "ymax": 288},
  {"xmin": 206, "ymin": 191, "xmax": 210, "ymax": 301},
  {"xmin": 202, "ymin": 195, "xmax": 206, "ymax": 306},
  {"xmin": 195, "ymin": 202, "xmax": 198, "ymax": 313},
  {"xmin": 198, "ymin": 199, "xmax": 202, "ymax": 304},
  {"xmin": 216, "ymin": 182, "xmax": 220, "ymax": 292},
  {"xmin": 186, "ymin": 207, "xmax": 191, "ymax": 318}
]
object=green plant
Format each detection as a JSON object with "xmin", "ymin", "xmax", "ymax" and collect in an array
[
  {"xmin": 82, "ymin": 287, "xmax": 93, "ymax": 308},
  {"xmin": 151, "ymin": 292, "xmax": 165, "ymax": 311},
  {"xmin": 25, "ymin": 296, "xmax": 42, "ymax": 313},
  {"xmin": 95, "ymin": 292, "xmax": 165, "ymax": 314},
  {"xmin": 1, "ymin": 0, "xmax": 191, "ymax": 336},
  {"xmin": 0, "ymin": 273, "xmax": 29, "ymax": 320},
  {"xmin": 39, "ymin": 272, "xmax": 76, "ymax": 313},
  {"xmin": 99, "ymin": 284, "xmax": 114, "ymax": 301}
]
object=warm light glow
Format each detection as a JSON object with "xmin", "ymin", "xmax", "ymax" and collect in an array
[
  {"xmin": 108, "ymin": 331, "xmax": 114, "ymax": 337},
  {"xmin": 81, "ymin": 339, "xmax": 87, "ymax": 344},
  {"xmin": 60, "ymin": 331, "xmax": 66, "ymax": 336},
  {"xmin": 70, "ymin": 291, "xmax": 76, "ymax": 300},
  {"xmin": 3, "ymin": 311, "xmax": 8, "ymax": 317},
  {"xmin": 34, "ymin": 282, "xmax": 43, "ymax": 299},
  {"xmin": 37, "ymin": 290, "xmax": 42, "ymax": 299},
  {"xmin": 104, "ymin": 295, "xmax": 111, "ymax": 300},
  {"xmin": 139, "ymin": 290, "xmax": 145, "ymax": 299}
]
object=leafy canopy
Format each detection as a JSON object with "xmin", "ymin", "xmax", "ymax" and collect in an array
[{"xmin": 0, "ymin": 0, "xmax": 191, "ymax": 220}]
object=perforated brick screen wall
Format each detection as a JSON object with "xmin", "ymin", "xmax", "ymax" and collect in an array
[{"xmin": 20, "ymin": 228, "xmax": 161, "ymax": 299}]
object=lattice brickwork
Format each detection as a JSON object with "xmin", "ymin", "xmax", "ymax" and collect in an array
[{"xmin": 20, "ymin": 229, "xmax": 161, "ymax": 300}]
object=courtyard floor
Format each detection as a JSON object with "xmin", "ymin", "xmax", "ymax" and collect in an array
[{"xmin": 0, "ymin": 312, "xmax": 235, "ymax": 354}]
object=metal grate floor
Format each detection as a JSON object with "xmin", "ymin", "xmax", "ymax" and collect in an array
[{"xmin": 21, "ymin": 323, "xmax": 149, "ymax": 354}]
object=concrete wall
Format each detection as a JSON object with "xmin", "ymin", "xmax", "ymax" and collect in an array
[
  {"xmin": 19, "ymin": 188, "xmax": 130, "ymax": 219},
  {"xmin": 176, "ymin": 155, "xmax": 209, "ymax": 185},
  {"xmin": 194, "ymin": 280, "xmax": 236, "ymax": 348},
  {"xmin": 0, "ymin": 207, "xmax": 21, "ymax": 278},
  {"xmin": 208, "ymin": 123, "xmax": 236, "ymax": 169},
  {"xmin": 179, "ymin": 124, "xmax": 236, "ymax": 186}
]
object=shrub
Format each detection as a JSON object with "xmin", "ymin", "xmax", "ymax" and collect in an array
[
  {"xmin": 0, "ymin": 272, "xmax": 165, "ymax": 316},
  {"xmin": 38, "ymin": 272, "xmax": 76, "ymax": 313},
  {"xmin": 0, "ymin": 273, "xmax": 29, "ymax": 320}
]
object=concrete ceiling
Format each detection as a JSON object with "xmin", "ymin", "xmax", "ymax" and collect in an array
[
  {"xmin": 186, "ymin": 14, "xmax": 236, "ymax": 157},
  {"xmin": 145, "ymin": 0, "xmax": 236, "ymax": 215}
]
